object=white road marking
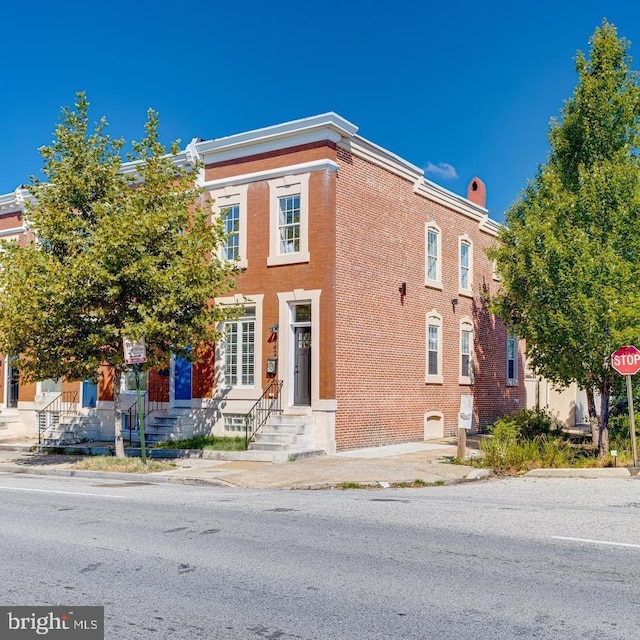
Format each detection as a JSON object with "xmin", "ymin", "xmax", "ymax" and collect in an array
[
  {"xmin": 0, "ymin": 485, "xmax": 129, "ymax": 499},
  {"xmin": 553, "ymin": 536, "xmax": 640, "ymax": 549}
]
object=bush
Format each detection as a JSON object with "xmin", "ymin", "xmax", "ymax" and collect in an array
[{"xmin": 489, "ymin": 407, "xmax": 564, "ymax": 441}]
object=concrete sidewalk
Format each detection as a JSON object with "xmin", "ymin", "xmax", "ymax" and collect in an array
[{"xmin": 0, "ymin": 438, "xmax": 488, "ymax": 489}]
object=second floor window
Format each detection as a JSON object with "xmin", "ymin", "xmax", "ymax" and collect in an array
[
  {"xmin": 223, "ymin": 204, "xmax": 240, "ymax": 260},
  {"xmin": 460, "ymin": 240, "xmax": 471, "ymax": 291},
  {"xmin": 278, "ymin": 194, "xmax": 301, "ymax": 254},
  {"xmin": 427, "ymin": 227, "xmax": 439, "ymax": 281}
]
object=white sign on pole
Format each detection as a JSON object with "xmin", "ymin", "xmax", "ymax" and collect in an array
[{"xmin": 123, "ymin": 338, "xmax": 147, "ymax": 365}]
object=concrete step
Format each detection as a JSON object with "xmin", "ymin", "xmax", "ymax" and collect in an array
[
  {"xmin": 254, "ymin": 433, "xmax": 298, "ymax": 445},
  {"xmin": 248, "ymin": 441, "xmax": 290, "ymax": 452}
]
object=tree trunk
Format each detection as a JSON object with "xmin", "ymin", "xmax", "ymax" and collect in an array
[
  {"xmin": 113, "ymin": 367, "xmax": 126, "ymax": 458},
  {"xmin": 598, "ymin": 381, "xmax": 611, "ymax": 457},
  {"xmin": 586, "ymin": 387, "xmax": 599, "ymax": 445}
]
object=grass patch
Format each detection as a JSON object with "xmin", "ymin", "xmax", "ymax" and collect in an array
[
  {"xmin": 73, "ymin": 456, "xmax": 176, "ymax": 473},
  {"xmin": 337, "ymin": 481, "xmax": 364, "ymax": 489},
  {"xmin": 153, "ymin": 435, "xmax": 246, "ymax": 451}
]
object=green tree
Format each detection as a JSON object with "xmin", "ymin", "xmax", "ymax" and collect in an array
[
  {"xmin": 490, "ymin": 21, "xmax": 640, "ymax": 456},
  {"xmin": 0, "ymin": 93, "xmax": 238, "ymax": 456}
]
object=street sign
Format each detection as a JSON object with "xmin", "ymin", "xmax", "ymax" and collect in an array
[
  {"xmin": 123, "ymin": 338, "xmax": 147, "ymax": 365},
  {"xmin": 611, "ymin": 345, "xmax": 640, "ymax": 468},
  {"xmin": 611, "ymin": 345, "xmax": 640, "ymax": 376}
]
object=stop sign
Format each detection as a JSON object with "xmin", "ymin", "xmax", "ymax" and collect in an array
[{"xmin": 611, "ymin": 345, "xmax": 640, "ymax": 375}]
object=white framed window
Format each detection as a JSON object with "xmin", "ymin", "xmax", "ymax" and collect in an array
[
  {"xmin": 460, "ymin": 318, "xmax": 474, "ymax": 385},
  {"xmin": 222, "ymin": 306, "xmax": 256, "ymax": 388},
  {"xmin": 211, "ymin": 184, "xmax": 248, "ymax": 269},
  {"xmin": 122, "ymin": 370, "xmax": 148, "ymax": 392},
  {"xmin": 39, "ymin": 379, "xmax": 62, "ymax": 394},
  {"xmin": 425, "ymin": 311, "xmax": 443, "ymax": 384},
  {"xmin": 267, "ymin": 174, "xmax": 310, "ymax": 266},
  {"xmin": 507, "ymin": 335, "xmax": 518, "ymax": 386},
  {"xmin": 459, "ymin": 235, "xmax": 473, "ymax": 297},
  {"xmin": 425, "ymin": 222, "xmax": 442, "ymax": 289}
]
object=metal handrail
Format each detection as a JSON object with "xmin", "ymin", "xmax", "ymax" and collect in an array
[
  {"xmin": 244, "ymin": 379, "xmax": 283, "ymax": 449},
  {"xmin": 37, "ymin": 390, "xmax": 80, "ymax": 443},
  {"xmin": 126, "ymin": 376, "xmax": 169, "ymax": 445}
]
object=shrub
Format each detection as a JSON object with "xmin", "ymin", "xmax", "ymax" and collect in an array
[{"xmin": 489, "ymin": 407, "xmax": 564, "ymax": 441}]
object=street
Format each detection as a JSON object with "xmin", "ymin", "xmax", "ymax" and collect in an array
[{"xmin": 1, "ymin": 474, "xmax": 639, "ymax": 639}]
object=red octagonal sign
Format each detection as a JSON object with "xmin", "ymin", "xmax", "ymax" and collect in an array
[{"xmin": 611, "ymin": 345, "xmax": 640, "ymax": 375}]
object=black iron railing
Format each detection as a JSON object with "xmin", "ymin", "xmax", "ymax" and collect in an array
[
  {"xmin": 125, "ymin": 376, "xmax": 170, "ymax": 445},
  {"xmin": 244, "ymin": 379, "xmax": 283, "ymax": 449},
  {"xmin": 37, "ymin": 391, "xmax": 79, "ymax": 444}
]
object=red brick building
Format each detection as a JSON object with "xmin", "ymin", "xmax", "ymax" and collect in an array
[{"xmin": 0, "ymin": 114, "xmax": 525, "ymax": 453}]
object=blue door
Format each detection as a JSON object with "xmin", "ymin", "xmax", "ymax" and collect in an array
[
  {"xmin": 174, "ymin": 355, "xmax": 192, "ymax": 406},
  {"xmin": 81, "ymin": 380, "xmax": 97, "ymax": 408}
]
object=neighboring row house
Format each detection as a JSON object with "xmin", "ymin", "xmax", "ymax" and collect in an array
[{"xmin": 0, "ymin": 113, "xmax": 526, "ymax": 455}]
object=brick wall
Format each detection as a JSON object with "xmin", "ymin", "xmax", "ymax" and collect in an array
[{"xmin": 334, "ymin": 149, "xmax": 525, "ymax": 450}]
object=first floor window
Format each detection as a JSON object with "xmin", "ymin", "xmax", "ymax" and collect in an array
[
  {"xmin": 428, "ymin": 324, "xmax": 439, "ymax": 376},
  {"xmin": 123, "ymin": 370, "xmax": 148, "ymax": 392},
  {"xmin": 224, "ymin": 307, "xmax": 256, "ymax": 387},
  {"xmin": 507, "ymin": 335, "xmax": 518, "ymax": 384},
  {"xmin": 461, "ymin": 328, "xmax": 472, "ymax": 379}
]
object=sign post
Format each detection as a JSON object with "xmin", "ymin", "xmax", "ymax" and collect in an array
[
  {"xmin": 611, "ymin": 346, "xmax": 640, "ymax": 468},
  {"xmin": 124, "ymin": 338, "xmax": 148, "ymax": 464}
]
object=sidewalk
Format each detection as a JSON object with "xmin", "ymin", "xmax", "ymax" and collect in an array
[{"xmin": 0, "ymin": 438, "xmax": 489, "ymax": 489}]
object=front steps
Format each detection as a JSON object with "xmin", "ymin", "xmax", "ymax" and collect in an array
[
  {"xmin": 128, "ymin": 409, "xmax": 195, "ymax": 445},
  {"xmin": 249, "ymin": 414, "xmax": 324, "ymax": 460},
  {"xmin": 41, "ymin": 415, "xmax": 101, "ymax": 446}
]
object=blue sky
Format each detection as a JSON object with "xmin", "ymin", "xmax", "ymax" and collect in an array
[{"xmin": 1, "ymin": 1, "xmax": 639, "ymax": 221}]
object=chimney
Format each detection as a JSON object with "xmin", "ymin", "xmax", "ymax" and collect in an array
[{"xmin": 467, "ymin": 177, "xmax": 486, "ymax": 208}]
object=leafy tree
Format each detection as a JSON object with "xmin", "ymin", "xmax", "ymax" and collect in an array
[
  {"xmin": 490, "ymin": 21, "xmax": 640, "ymax": 456},
  {"xmin": 0, "ymin": 93, "xmax": 238, "ymax": 456}
]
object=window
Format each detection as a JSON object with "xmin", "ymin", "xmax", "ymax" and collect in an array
[
  {"xmin": 459, "ymin": 236, "xmax": 473, "ymax": 295},
  {"xmin": 460, "ymin": 319, "xmax": 473, "ymax": 384},
  {"xmin": 425, "ymin": 222, "xmax": 442, "ymax": 288},
  {"xmin": 223, "ymin": 306, "xmax": 256, "ymax": 387},
  {"xmin": 211, "ymin": 184, "xmax": 248, "ymax": 268},
  {"xmin": 222, "ymin": 204, "xmax": 240, "ymax": 260},
  {"xmin": 268, "ymin": 174, "xmax": 310, "ymax": 266},
  {"xmin": 425, "ymin": 312, "xmax": 443, "ymax": 384},
  {"xmin": 224, "ymin": 414, "xmax": 246, "ymax": 433},
  {"xmin": 40, "ymin": 379, "xmax": 61, "ymax": 393},
  {"xmin": 123, "ymin": 370, "xmax": 148, "ymax": 392},
  {"xmin": 278, "ymin": 194, "xmax": 301, "ymax": 254},
  {"xmin": 507, "ymin": 335, "xmax": 518, "ymax": 385}
]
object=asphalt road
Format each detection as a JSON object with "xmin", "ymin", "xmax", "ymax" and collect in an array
[{"xmin": 1, "ymin": 474, "xmax": 639, "ymax": 639}]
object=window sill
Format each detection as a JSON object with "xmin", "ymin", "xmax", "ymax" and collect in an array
[
  {"xmin": 267, "ymin": 251, "xmax": 310, "ymax": 267},
  {"xmin": 425, "ymin": 280, "xmax": 443, "ymax": 291},
  {"xmin": 425, "ymin": 376, "xmax": 443, "ymax": 385},
  {"xmin": 458, "ymin": 288, "xmax": 474, "ymax": 299},
  {"xmin": 459, "ymin": 377, "xmax": 473, "ymax": 385},
  {"xmin": 506, "ymin": 379, "xmax": 518, "ymax": 387}
]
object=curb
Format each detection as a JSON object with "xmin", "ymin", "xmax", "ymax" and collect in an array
[
  {"xmin": 524, "ymin": 468, "xmax": 633, "ymax": 478},
  {"xmin": 0, "ymin": 464, "xmax": 231, "ymax": 488}
]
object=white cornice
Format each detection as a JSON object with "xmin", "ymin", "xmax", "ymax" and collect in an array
[
  {"xmin": 480, "ymin": 216, "xmax": 502, "ymax": 236},
  {"xmin": 202, "ymin": 159, "xmax": 339, "ymax": 191},
  {"xmin": 0, "ymin": 225, "xmax": 26, "ymax": 237},
  {"xmin": 414, "ymin": 177, "xmax": 488, "ymax": 222},
  {"xmin": 342, "ymin": 136, "xmax": 423, "ymax": 183},
  {"xmin": 196, "ymin": 113, "xmax": 358, "ymax": 165}
]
